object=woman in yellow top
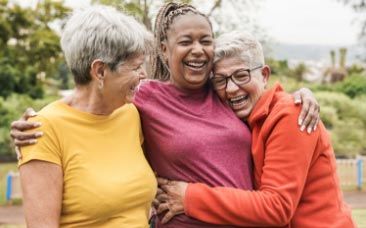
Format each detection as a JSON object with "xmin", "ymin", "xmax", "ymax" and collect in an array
[{"xmin": 18, "ymin": 6, "xmax": 156, "ymax": 228}]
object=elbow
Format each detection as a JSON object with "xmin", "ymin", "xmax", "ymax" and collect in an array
[
  {"xmin": 262, "ymin": 193, "xmax": 295, "ymax": 226},
  {"xmin": 273, "ymin": 205, "xmax": 294, "ymax": 225}
]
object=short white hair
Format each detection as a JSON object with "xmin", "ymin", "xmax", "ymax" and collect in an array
[
  {"xmin": 61, "ymin": 5, "xmax": 153, "ymax": 85},
  {"xmin": 214, "ymin": 31, "xmax": 264, "ymax": 67}
]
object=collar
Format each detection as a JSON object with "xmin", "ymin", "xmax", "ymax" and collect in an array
[{"xmin": 247, "ymin": 82, "xmax": 284, "ymax": 128}]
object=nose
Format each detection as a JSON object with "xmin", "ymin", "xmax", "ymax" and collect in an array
[
  {"xmin": 138, "ymin": 67, "xmax": 147, "ymax": 80},
  {"xmin": 191, "ymin": 41, "xmax": 204, "ymax": 56},
  {"xmin": 226, "ymin": 78, "xmax": 239, "ymax": 94}
]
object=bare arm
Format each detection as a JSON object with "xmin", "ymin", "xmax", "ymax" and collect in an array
[{"xmin": 20, "ymin": 160, "xmax": 63, "ymax": 228}]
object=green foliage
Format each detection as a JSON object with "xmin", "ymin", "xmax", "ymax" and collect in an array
[
  {"xmin": 315, "ymin": 91, "xmax": 366, "ymax": 156},
  {"xmin": 0, "ymin": 0, "xmax": 71, "ymax": 98},
  {"xmin": 0, "ymin": 93, "xmax": 57, "ymax": 159},
  {"xmin": 266, "ymin": 58, "xmax": 289, "ymax": 75},
  {"xmin": 335, "ymin": 74, "xmax": 366, "ymax": 98},
  {"xmin": 288, "ymin": 62, "xmax": 309, "ymax": 81},
  {"xmin": 270, "ymin": 70, "xmax": 366, "ymax": 157}
]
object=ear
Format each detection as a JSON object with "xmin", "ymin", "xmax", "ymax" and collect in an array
[
  {"xmin": 261, "ymin": 65, "xmax": 271, "ymax": 85},
  {"xmin": 90, "ymin": 59, "xmax": 106, "ymax": 81},
  {"xmin": 160, "ymin": 41, "xmax": 168, "ymax": 62}
]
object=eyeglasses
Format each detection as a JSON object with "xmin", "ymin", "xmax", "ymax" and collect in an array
[{"xmin": 211, "ymin": 65, "xmax": 263, "ymax": 90}]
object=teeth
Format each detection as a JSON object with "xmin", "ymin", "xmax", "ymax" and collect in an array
[
  {"xmin": 230, "ymin": 95, "xmax": 247, "ymax": 102},
  {"xmin": 185, "ymin": 61, "xmax": 205, "ymax": 68}
]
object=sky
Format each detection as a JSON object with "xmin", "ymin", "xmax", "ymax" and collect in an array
[
  {"xmin": 62, "ymin": 0, "xmax": 360, "ymax": 46},
  {"xmin": 257, "ymin": 0, "xmax": 359, "ymax": 45}
]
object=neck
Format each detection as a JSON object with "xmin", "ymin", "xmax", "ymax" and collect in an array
[
  {"xmin": 63, "ymin": 85, "xmax": 125, "ymax": 115},
  {"xmin": 169, "ymin": 79, "xmax": 208, "ymax": 93}
]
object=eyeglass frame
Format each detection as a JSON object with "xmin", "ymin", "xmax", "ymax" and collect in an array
[{"xmin": 211, "ymin": 65, "xmax": 263, "ymax": 90}]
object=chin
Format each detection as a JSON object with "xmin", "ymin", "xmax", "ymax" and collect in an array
[{"xmin": 235, "ymin": 110, "xmax": 251, "ymax": 120}]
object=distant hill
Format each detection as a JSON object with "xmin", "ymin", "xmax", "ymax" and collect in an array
[{"xmin": 267, "ymin": 43, "xmax": 363, "ymax": 64}]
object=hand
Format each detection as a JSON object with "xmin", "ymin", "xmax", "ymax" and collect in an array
[
  {"xmin": 293, "ymin": 88, "xmax": 320, "ymax": 134},
  {"xmin": 10, "ymin": 108, "xmax": 43, "ymax": 159},
  {"xmin": 156, "ymin": 177, "xmax": 188, "ymax": 224}
]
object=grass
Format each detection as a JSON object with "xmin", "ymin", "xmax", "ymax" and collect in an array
[
  {"xmin": 352, "ymin": 209, "xmax": 366, "ymax": 228},
  {"xmin": 0, "ymin": 163, "xmax": 18, "ymax": 205}
]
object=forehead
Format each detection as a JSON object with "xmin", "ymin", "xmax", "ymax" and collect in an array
[
  {"xmin": 168, "ymin": 13, "xmax": 212, "ymax": 38},
  {"xmin": 214, "ymin": 56, "xmax": 249, "ymax": 74}
]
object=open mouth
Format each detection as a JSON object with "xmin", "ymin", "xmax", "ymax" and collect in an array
[
  {"xmin": 229, "ymin": 94, "xmax": 249, "ymax": 108},
  {"xmin": 184, "ymin": 60, "xmax": 207, "ymax": 71}
]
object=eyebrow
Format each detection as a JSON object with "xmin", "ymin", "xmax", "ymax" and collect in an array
[{"xmin": 214, "ymin": 68, "xmax": 247, "ymax": 77}]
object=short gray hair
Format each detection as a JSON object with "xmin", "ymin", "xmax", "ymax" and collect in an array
[
  {"xmin": 61, "ymin": 5, "xmax": 153, "ymax": 85},
  {"xmin": 214, "ymin": 31, "xmax": 264, "ymax": 67}
]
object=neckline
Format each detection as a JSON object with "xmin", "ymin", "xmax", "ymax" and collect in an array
[{"xmin": 55, "ymin": 99, "xmax": 129, "ymax": 121}]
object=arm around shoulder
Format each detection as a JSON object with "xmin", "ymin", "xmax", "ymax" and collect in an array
[{"xmin": 184, "ymin": 104, "xmax": 320, "ymax": 226}]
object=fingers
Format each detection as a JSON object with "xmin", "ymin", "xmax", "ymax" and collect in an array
[
  {"xmin": 157, "ymin": 177, "xmax": 169, "ymax": 186},
  {"xmin": 15, "ymin": 146, "xmax": 22, "ymax": 160},
  {"xmin": 300, "ymin": 104, "xmax": 318, "ymax": 134},
  {"xmin": 157, "ymin": 203, "xmax": 169, "ymax": 214},
  {"xmin": 10, "ymin": 130, "xmax": 43, "ymax": 141},
  {"xmin": 13, "ymin": 138, "xmax": 38, "ymax": 147},
  {"xmin": 21, "ymin": 108, "xmax": 37, "ymax": 121},
  {"xmin": 308, "ymin": 110, "xmax": 319, "ymax": 132},
  {"xmin": 156, "ymin": 192, "xmax": 168, "ymax": 203},
  {"xmin": 153, "ymin": 188, "xmax": 166, "ymax": 209},
  {"xmin": 152, "ymin": 198, "xmax": 160, "ymax": 209},
  {"xmin": 293, "ymin": 91, "xmax": 302, "ymax": 104},
  {"xmin": 161, "ymin": 211, "xmax": 175, "ymax": 224},
  {"xmin": 11, "ymin": 130, "xmax": 43, "ymax": 147},
  {"xmin": 298, "ymin": 98, "xmax": 310, "ymax": 129},
  {"xmin": 10, "ymin": 120, "xmax": 41, "ymax": 132}
]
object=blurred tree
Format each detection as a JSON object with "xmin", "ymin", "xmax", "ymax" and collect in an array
[
  {"xmin": 0, "ymin": 0, "xmax": 71, "ymax": 98},
  {"xmin": 338, "ymin": 0, "xmax": 366, "ymax": 59},
  {"xmin": 91, "ymin": 0, "xmax": 268, "ymax": 43},
  {"xmin": 288, "ymin": 62, "xmax": 309, "ymax": 81}
]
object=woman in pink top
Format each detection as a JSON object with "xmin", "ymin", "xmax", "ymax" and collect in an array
[
  {"xmin": 10, "ymin": 2, "xmax": 321, "ymax": 228},
  {"xmin": 154, "ymin": 31, "xmax": 355, "ymax": 227}
]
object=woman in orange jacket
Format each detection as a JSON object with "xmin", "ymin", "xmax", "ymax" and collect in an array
[{"xmin": 156, "ymin": 31, "xmax": 355, "ymax": 228}]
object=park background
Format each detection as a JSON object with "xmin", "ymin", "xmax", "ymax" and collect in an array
[{"xmin": 0, "ymin": 0, "xmax": 366, "ymax": 227}]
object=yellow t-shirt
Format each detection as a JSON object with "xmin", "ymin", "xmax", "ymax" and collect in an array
[{"xmin": 19, "ymin": 100, "xmax": 157, "ymax": 228}]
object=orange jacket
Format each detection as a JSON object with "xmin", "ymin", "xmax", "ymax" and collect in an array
[{"xmin": 184, "ymin": 84, "xmax": 355, "ymax": 227}]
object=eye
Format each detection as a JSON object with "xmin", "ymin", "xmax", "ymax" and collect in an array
[
  {"xmin": 133, "ymin": 65, "xmax": 142, "ymax": 71},
  {"xmin": 212, "ymin": 77, "xmax": 226, "ymax": 84},
  {"xmin": 234, "ymin": 71, "xmax": 250, "ymax": 81},
  {"xmin": 201, "ymin": 39, "xmax": 213, "ymax": 45},
  {"xmin": 178, "ymin": 40, "xmax": 192, "ymax": 46}
]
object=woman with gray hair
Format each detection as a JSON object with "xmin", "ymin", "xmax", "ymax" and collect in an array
[
  {"xmin": 155, "ymin": 31, "xmax": 355, "ymax": 227},
  {"xmin": 18, "ymin": 6, "xmax": 156, "ymax": 227}
]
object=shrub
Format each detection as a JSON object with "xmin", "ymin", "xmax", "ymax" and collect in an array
[{"xmin": 0, "ymin": 93, "xmax": 57, "ymax": 160}]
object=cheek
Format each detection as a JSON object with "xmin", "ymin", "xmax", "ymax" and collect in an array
[{"xmin": 215, "ymin": 90, "xmax": 226, "ymax": 102}]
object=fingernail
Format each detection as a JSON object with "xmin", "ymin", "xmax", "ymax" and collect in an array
[
  {"xmin": 29, "ymin": 111, "xmax": 37, "ymax": 116},
  {"xmin": 298, "ymin": 119, "xmax": 303, "ymax": 126},
  {"xmin": 300, "ymin": 125, "xmax": 305, "ymax": 131},
  {"xmin": 295, "ymin": 99, "xmax": 301, "ymax": 104},
  {"xmin": 314, "ymin": 126, "xmax": 317, "ymax": 131},
  {"xmin": 35, "ymin": 132, "xmax": 43, "ymax": 137},
  {"xmin": 307, "ymin": 127, "xmax": 312, "ymax": 134},
  {"xmin": 30, "ymin": 139, "xmax": 37, "ymax": 144}
]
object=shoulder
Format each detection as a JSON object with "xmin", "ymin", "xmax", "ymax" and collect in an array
[
  {"xmin": 28, "ymin": 100, "xmax": 65, "ymax": 128},
  {"xmin": 270, "ymin": 91, "xmax": 300, "ymax": 118},
  {"xmin": 133, "ymin": 80, "xmax": 166, "ymax": 108}
]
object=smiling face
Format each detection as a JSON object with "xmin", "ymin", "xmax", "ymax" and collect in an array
[
  {"xmin": 104, "ymin": 54, "xmax": 146, "ymax": 105},
  {"xmin": 213, "ymin": 56, "xmax": 270, "ymax": 120},
  {"xmin": 161, "ymin": 13, "xmax": 214, "ymax": 91}
]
